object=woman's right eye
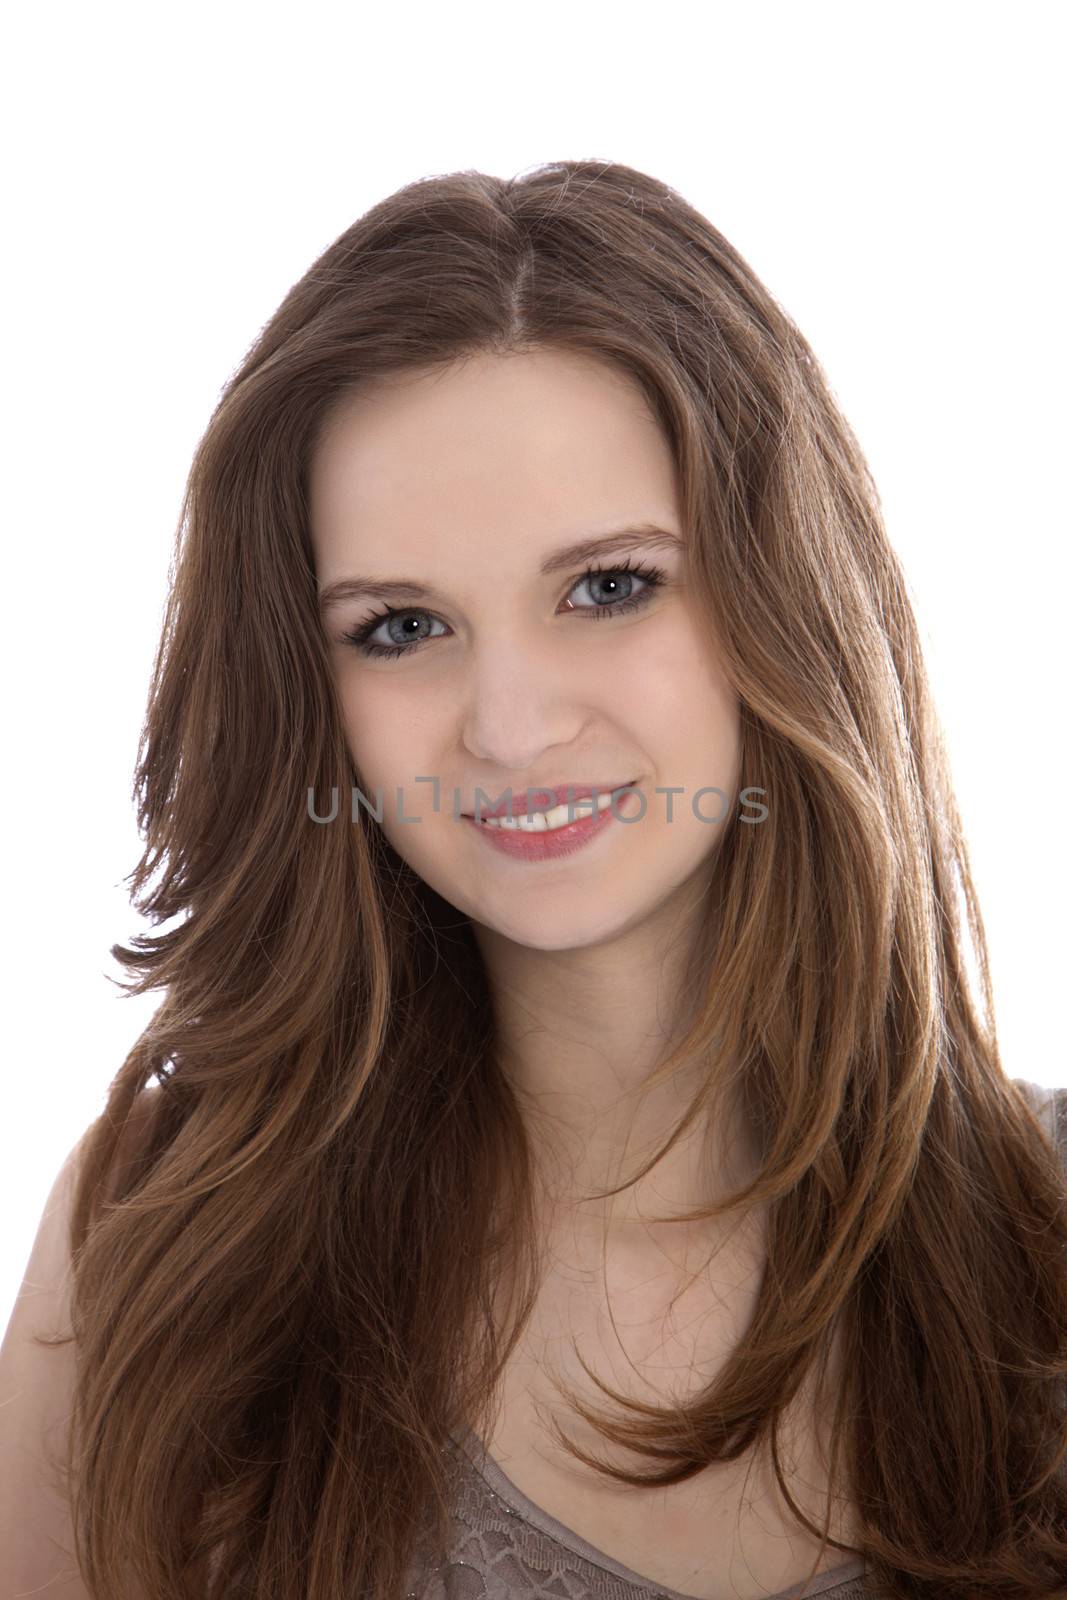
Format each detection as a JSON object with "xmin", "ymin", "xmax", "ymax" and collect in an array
[{"xmin": 339, "ymin": 608, "xmax": 444, "ymax": 661}]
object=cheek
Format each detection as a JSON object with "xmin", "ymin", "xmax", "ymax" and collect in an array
[
  {"xmin": 613, "ymin": 633, "xmax": 738, "ymax": 756},
  {"xmin": 334, "ymin": 675, "xmax": 418, "ymax": 791}
]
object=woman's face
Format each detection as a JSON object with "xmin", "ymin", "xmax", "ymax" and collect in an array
[{"xmin": 309, "ymin": 347, "xmax": 741, "ymax": 953}]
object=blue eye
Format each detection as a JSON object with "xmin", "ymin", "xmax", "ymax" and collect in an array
[{"xmin": 339, "ymin": 558, "xmax": 668, "ymax": 661}]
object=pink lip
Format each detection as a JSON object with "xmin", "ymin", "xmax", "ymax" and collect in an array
[
  {"xmin": 463, "ymin": 781, "xmax": 635, "ymax": 820},
  {"xmin": 463, "ymin": 785, "xmax": 638, "ymax": 862}
]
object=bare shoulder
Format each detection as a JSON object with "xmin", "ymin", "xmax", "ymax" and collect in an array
[{"xmin": 0, "ymin": 1087, "xmax": 165, "ymax": 1598}]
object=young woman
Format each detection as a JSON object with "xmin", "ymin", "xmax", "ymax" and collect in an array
[{"xmin": 4, "ymin": 158, "xmax": 1066, "ymax": 1600}]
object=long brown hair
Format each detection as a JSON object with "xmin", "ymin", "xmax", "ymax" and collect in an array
[{"xmin": 42, "ymin": 159, "xmax": 1067, "ymax": 1597}]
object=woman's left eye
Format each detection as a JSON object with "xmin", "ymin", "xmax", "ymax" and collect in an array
[{"xmin": 338, "ymin": 558, "xmax": 669, "ymax": 661}]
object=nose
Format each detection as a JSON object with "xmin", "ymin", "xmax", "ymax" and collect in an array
[{"xmin": 458, "ymin": 628, "xmax": 594, "ymax": 772}]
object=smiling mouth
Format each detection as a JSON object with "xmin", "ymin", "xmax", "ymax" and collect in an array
[{"xmin": 466, "ymin": 780, "xmax": 638, "ymax": 832}]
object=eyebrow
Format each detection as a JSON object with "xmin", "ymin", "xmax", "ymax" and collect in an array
[{"xmin": 317, "ymin": 523, "xmax": 684, "ymax": 611}]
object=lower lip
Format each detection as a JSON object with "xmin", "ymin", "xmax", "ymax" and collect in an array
[{"xmin": 462, "ymin": 787, "xmax": 637, "ymax": 862}]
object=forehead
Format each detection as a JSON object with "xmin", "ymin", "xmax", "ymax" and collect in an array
[{"xmin": 307, "ymin": 349, "xmax": 680, "ymax": 566}]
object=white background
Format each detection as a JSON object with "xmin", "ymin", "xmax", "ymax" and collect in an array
[{"xmin": 2, "ymin": 0, "xmax": 1064, "ymax": 1330}]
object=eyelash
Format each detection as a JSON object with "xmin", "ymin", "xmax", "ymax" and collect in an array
[{"xmin": 338, "ymin": 558, "xmax": 669, "ymax": 660}]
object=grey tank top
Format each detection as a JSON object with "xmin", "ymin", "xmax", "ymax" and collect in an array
[{"xmin": 402, "ymin": 1078, "xmax": 1064, "ymax": 1599}]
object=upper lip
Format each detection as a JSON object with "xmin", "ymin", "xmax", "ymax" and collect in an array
[{"xmin": 463, "ymin": 780, "xmax": 636, "ymax": 819}]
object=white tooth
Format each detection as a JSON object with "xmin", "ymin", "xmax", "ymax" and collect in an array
[{"xmin": 482, "ymin": 789, "xmax": 620, "ymax": 832}]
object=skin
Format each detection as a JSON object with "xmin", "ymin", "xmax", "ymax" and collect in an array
[{"xmin": 308, "ymin": 346, "xmax": 756, "ymax": 1256}]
